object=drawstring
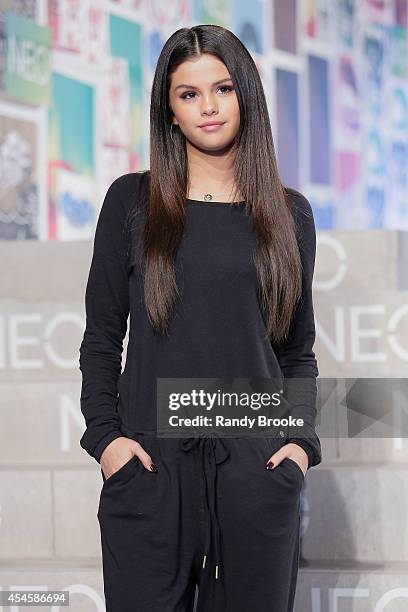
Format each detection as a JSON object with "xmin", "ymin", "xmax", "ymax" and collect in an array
[{"xmin": 181, "ymin": 436, "xmax": 230, "ymax": 582}]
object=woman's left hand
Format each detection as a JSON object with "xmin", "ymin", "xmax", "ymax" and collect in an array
[{"xmin": 265, "ymin": 442, "xmax": 308, "ymax": 476}]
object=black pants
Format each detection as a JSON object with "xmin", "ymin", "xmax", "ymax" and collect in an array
[{"xmin": 97, "ymin": 432, "xmax": 304, "ymax": 612}]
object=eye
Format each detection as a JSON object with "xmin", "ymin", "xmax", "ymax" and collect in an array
[
  {"xmin": 180, "ymin": 91, "xmax": 197, "ymax": 100},
  {"xmin": 180, "ymin": 85, "xmax": 234, "ymax": 100},
  {"xmin": 218, "ymin": 85, "xmax": 233, "ymax": 95}
]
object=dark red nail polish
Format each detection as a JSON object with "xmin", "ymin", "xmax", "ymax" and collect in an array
[
  {"xmin": 265, "ymin": 461, "xmax": 274, "ymax": 470},
  {"xmin": 150, "ymin": 463, "xmax": 158, "ymax": 473}
]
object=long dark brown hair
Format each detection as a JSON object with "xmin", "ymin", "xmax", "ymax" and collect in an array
[{"xmin": 135, "ymin": 24, "xmax": 303, "ymax": 345}]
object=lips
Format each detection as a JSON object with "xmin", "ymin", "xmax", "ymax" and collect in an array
[
  {"xmin": 199, "ymin": 122, "xmax": 225, "ymax": 127},
  {"xmin": 199, "ymin": 122, "xmax": 226, "ymax": 132}
]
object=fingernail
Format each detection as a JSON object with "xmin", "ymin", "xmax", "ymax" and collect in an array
[
  {"xmin": 150, "ymin": 463, "xmax": 158, "ymax": 473},
  {"xmin": 265, "ymin": 461, "xmax": 274, "ymax": 470}
]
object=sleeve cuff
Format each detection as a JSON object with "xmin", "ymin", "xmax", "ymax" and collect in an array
[
  {"xmin": 287, "ymin": 437, "xmax": 314, "ymax": 469},
  {"xmin": 92, "ymin": 430, "xmax": 123, "ymax": 464}
]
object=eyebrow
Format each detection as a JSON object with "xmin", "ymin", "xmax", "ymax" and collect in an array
[{"xmin": 174, "ymin": 77, "xmax": 233, "ymax": 91}]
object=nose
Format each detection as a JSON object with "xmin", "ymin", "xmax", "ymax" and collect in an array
[{"xmin": 200, "ymin": 93, "xmax": 218, "ymax": 116}]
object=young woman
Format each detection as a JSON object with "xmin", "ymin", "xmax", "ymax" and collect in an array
[{"xmin": 79, "ymin": 24, "xmax": 321, "ymax": 612}]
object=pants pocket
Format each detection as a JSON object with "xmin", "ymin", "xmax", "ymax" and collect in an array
[
  {"xmin": 101, "ymin": 455, "xmax": 139, "ymax": 487},
  {"xmin": 283, "ymin": 456, "xmax": 305, "ymax": 482}
]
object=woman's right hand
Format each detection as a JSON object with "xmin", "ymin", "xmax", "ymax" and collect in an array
[{"xmin": 100, "ymin": 436, "xmax": 158, "ymax": 480}]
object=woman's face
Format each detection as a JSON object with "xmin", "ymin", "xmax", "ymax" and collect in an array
[{"xmin": 168, "ymin": 53, "xmax": 240, "ymax": 153}]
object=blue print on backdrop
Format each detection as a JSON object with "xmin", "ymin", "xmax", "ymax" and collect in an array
[{"xmin": 232, "ymin": 0, "xmax": 264, "ymax": 55}]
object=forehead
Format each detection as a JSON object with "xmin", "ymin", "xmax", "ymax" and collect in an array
[{"xmin": 170, "ymin": 55, "xmax": 230, "ymax": 86}]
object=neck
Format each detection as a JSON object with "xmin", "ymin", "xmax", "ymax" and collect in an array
[{"xmin": 186, "ymin": 140, "xmax": 240, "ymax": 201}]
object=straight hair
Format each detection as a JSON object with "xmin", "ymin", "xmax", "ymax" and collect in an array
[{"xmin": 131, "ymin": 24, "xmax": 303, "ymax": 345}]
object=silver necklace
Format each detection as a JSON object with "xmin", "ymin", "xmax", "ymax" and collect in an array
[{"xmin": 203, "ymin": 194, "xmax": 213, "ymax": 201}]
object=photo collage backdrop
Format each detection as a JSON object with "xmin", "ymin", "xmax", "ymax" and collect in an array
[{"xmin": 0, "ymin": 0, "xmax": 407, "ymax": 241}]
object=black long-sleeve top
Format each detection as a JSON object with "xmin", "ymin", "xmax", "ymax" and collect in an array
[{"xmin": 78, "ymin": 170, "xmax": 321, "ymax": 468}]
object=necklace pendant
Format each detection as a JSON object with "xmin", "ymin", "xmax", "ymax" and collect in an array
[{"xmin": 204, "ymin": 193, "xmax": 213, "ymax": 201}]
